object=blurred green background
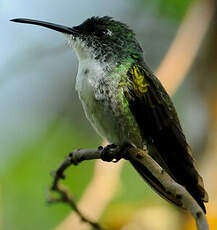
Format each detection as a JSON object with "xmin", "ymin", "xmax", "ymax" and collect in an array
[{"xmin": 1, "ymin": 0, "xmax": 216, "ymax": 229}]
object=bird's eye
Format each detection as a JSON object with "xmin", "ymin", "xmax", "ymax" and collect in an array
[{"xmin": 94, "ymin": 29, "xmax": 112, "ymax": 37}]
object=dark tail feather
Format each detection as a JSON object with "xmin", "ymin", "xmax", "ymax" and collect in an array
[
  {"xmin": 152, "ymin": 125, "xmax": 208, "ymax": 213},
  {"xmin": 129, "ymin": 159, "xmax": 183, "ymax": 208},
  {"xmin": 147, "ymin": 141, "xmax": 208, "ymax": 214}
]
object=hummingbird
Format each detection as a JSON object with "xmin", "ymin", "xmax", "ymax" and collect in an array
[{"xmin": 11, "ymin": 16, "xmax": 208, "ymax": 212}]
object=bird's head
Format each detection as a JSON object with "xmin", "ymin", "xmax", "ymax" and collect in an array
[{"xmin": 11, "ymin": 16, "xmax": 143, "ymax": 64}]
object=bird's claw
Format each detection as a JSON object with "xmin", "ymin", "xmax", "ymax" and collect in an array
[
  {"xmin": 100, "ymin": 143, "xmax": 132, "ymax": 162},
  {"xmin": 101, "ymin": 144, "xmax": 118, "ymax": 162}
]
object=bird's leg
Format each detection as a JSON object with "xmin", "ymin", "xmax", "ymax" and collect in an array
[{"xmin": 100, "ymin": 143, "xmax": 132, "ymax": 162}]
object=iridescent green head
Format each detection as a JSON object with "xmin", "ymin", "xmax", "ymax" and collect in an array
[
  {"xmin": 72, "ymin": 16, "xmax": 143, "ymax": 61},
  {"xmin": 11, "ymin": 16, "xmax": 143, "ymax": 63}
]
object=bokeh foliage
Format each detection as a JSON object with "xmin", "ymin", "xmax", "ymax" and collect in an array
[{"xmin": 137, "ymin": 0, "xmax": 193, "ymax": 20}]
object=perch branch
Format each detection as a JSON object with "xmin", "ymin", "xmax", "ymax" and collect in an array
[
  {"xmin": 50, "ymin": 146, "xmax": 209, "ymax": 230},
  {"xmin": 49, "ymin": 148, "xmax": 104, "ymax": 230},
  {"xmin": 126, "ymin": 147, "xmax": 209, "ymax": 230}
]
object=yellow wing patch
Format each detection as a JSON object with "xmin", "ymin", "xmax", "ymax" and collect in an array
[{"xmin": 129, "ymin": 65, "xmax": 150, "ymax": 97}]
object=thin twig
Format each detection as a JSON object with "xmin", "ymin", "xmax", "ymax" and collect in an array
[
  {"xmin": 50, "ymin": 148, "xmax": 101, "ymax": 191},
  {"xmin": 49, "ymin": 146, "xmax": 209, "ymax": 230},
  {"xmin": 49, "ymin": 148, "xmax": 104, "ymax": 230},
  {"xmin": 55, "ymin": 152, "xmax": 123, "ymax": 230}
]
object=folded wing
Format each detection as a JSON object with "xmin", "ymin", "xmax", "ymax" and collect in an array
[{"xmin": 126, "ymin": 63, "xmax": 208, "ymax": 212}]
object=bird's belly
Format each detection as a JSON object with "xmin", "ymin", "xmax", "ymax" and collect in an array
[
  {"xmin": 81, "ymin": 95, "xmax": 143, "ymax": 147},
  {"xmin": 75, "ymin": 63, "xmax": 143, "ymax": 147},
  {"xmin": 81, "ymin": 96, "xmax": 126, "ymax": 144},
  {"xmin": 77, "ymin": 82, "xmax": 127, "ymax": 144}
]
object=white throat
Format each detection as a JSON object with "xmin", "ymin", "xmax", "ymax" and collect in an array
[{"xmin": 65, "ymin": 35, "xmax": 95, "ymax": 61}]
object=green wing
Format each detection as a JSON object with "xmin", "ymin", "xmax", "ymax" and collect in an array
[{"xmin": 126, "ymin": 63, "xmax": 208, "ymax": 212}]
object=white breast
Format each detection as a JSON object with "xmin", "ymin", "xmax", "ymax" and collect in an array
[
  {"xmin": 74, "ymin": 58, "xmax": 124, "ymax": 144},
  {"xmin": 75, "ymin": 58, "xmax": 105, "ymax": 99}
]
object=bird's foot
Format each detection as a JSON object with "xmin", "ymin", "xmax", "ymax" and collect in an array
[{"xmin": 100, "ymin": 143, "xmax": 132, "ymax": 162}]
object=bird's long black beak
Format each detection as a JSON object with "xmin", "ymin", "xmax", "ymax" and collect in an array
[{"xmin": 10, "ymin": 18, "xmax": 78, "ymax": 35}]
